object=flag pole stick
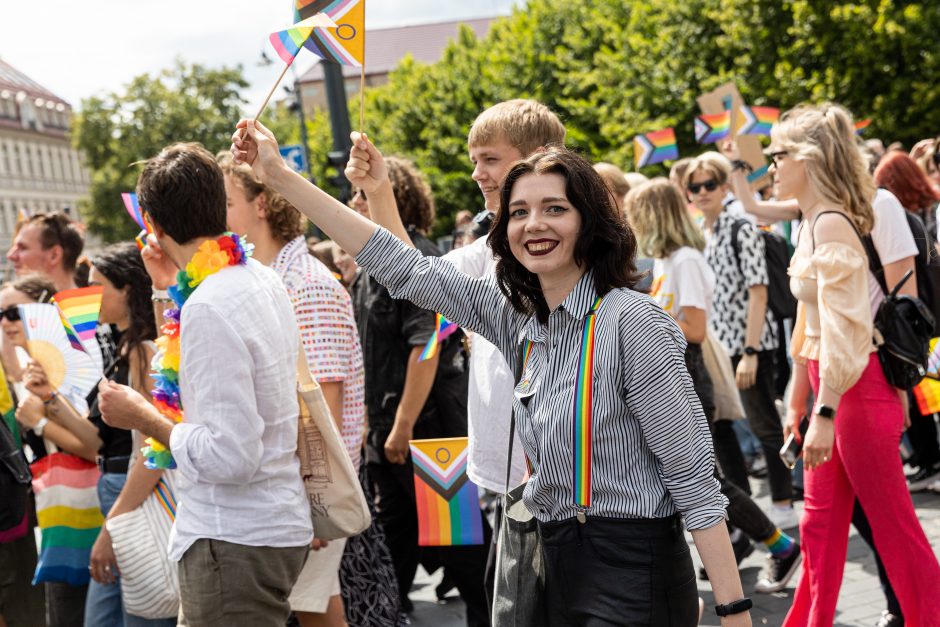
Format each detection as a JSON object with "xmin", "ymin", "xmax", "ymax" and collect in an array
[
  {"xmin": 358, "ymin": 65, "xmax": 365, "ymax": 132},
  {"xmin": 255, "ymin": 62, "xmax": 292, "ymax": 120}
]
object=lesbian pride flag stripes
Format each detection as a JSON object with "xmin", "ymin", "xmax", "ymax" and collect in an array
[
  {"xmin": 633, "ymin": 127, "xmax": 679, "ymax": 168},
  {"xmin": 410, "ymin": 437, "xmax": 484, "ymax": 546},
  {"xmin": 31, "ymin": 453, "xmax": 103, "ymax": 586}
]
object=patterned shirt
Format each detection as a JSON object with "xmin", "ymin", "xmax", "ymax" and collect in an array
[
  {"xmin": 272, "ymin": 236, "xmax": 366, "ymax": 469},
  {"xmin": 705, "ymin": 211, "xmax": 777, "ymax": 356},
  {"xmin": 356, "ymin": 228, "xmax": 726, "ymax": 531}
]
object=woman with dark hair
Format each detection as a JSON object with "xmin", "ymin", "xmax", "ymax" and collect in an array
[
  {"xmin": 232, "ymin": 120, "xmax": 751, "ymax": 626},
  {"xmin": 21, "ymin": 243, "xmax": 175, "ymax": 627}
]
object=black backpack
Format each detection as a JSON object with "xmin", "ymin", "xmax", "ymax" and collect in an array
[
  {"xmin": 731, "ymin": 219, "xmax": 798, "ymax": 320},
  {"xmin": 814, "ymin": 210, "xmax": 935, "ymax": 390}
]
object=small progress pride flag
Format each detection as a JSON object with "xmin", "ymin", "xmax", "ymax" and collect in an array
[{"xmin": 410, "ymin": 437, "xmax": 484, "ymax": 546}]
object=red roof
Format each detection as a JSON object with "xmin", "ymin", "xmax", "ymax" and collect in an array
[
  {"xmin": 0, "ymin": 57, "xmax": 69, "ymax": 107},
  {"xmin": 298, "ymin": 16, "xmax": 497, "ymax": 83}
]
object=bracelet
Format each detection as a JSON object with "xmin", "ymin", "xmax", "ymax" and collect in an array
[
  {"xmin": 42, "ymin": 391, "xmax": 58, "ymax": 405},
  {"xmin": 715, "ymin": 597, "xmax": 753, "ymax": 616},
  {"xmin": 33, "ymin": 417, "xmax": 49, "ymax": 436},
  {"xmin": 151, "ymin": 288, "xmax": 173, "ymax": 303}
]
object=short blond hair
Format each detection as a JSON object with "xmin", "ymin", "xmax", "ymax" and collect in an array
[
  {"xmin": 467, "ymin": 99, "xmax": 566, "ymax": 156},
  {"xmin": 625, "ymin": 178, "xmax": 706, "ymax": 258},
  {"xmin": 772, "ymin": 103, "xmax": 875, "ymax": 234},
  {"xmin": 593, "ymin": 162, "xmax": 631, "ymax": 198},
  {"xmin": 683, "ymin": 152, "xmax": 731, "ymax": 188}
]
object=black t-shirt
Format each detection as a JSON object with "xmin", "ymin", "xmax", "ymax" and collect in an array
[{"xmin": 86, "ymin": 356, "xmax": 132, "ymax": 459}]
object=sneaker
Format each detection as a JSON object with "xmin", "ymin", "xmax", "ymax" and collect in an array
[
  {"xmin": 699, "ymin": 532, "xmax": 754, "ymax": 580},
  {"xmin": 875, "ymin": 610, "xmax": 904, "ymax": 627},
  {"xmin": 754, "ymin": 543, "xmax": 802, "ymax": 593},
  {"xmin": 929, "ymin": 478, "xmax": 940, "ymax": 494},
  {"xmin": 906, "ymin": 462, "xmax": 940, "ymax": 492},
  {"xmin": 768, "ymin": 505, "xmax": 800, "ymax": 530}
]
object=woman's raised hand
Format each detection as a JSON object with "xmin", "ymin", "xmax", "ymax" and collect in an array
[
  {"xmin": 24, "ymin": 360, "xmax": 53, "ymax": 401},
  {"xmin": 231, "ymin": 119, "xmax": 286, "ymax": 184}
]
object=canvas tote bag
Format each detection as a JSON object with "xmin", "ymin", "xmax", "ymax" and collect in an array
[
  {"xmin": 295, "ymin": 346, "xmax": 371, "ymax": 540},
  {"xmin": 106, "ymin": 471, "xmax": 179, "ymax": 619},
  {"xmin": 702, "ymin": 327, "xmax": 746, "ymax": 421}
]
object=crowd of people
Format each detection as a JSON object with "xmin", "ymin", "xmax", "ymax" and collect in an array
[{"xmin": 1, "ymin": 95, "xmax": 939, "ymax": 627}]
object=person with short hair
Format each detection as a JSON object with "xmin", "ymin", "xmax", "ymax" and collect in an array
[
  {"xmin": 593, "ymin": 162, "xmax": 630, "ymax": 212},
  {"xmin": 218, "ymin": 152, "xmax": 366, "ymax": 627},
  {"xmin": 232, "ymin": 119, "xmax": 752, "ymax": 626},
  {"xmin": 95, "ymin": 142, "xmax": 312, "ymax": 626},
  {"xmin": 7, "ymin": 212, "xmax": 84, "ymax": 291},
  {"xmin": 775, "ymin": 103, "xmax": 940, "ymax": 626},
  {"xmin": 685, "ymin": 154, "xmax": 797, "ymax": 530}
]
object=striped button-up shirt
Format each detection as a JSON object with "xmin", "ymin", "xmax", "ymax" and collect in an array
[{"xmin": 357, "ymin": 228, "xmax": 726, "ymax": 530}]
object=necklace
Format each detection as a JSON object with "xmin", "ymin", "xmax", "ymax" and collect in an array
[{"xmin": 142, "ymin": 233, "xmax": 252, "ymax": 469}]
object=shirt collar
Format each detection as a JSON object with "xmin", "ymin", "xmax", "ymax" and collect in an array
[
  {"xmin": 270, "ymin": 236, "xmax": 307, "ymax": 276},
  {"xmin": 520, "ymin": 269, "xmax": 599, "ymax": 342}
]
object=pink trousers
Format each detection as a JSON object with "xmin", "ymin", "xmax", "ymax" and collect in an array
[{"xmin": 783, "ymin": 354, "xmax": 940, "ymax": 626}]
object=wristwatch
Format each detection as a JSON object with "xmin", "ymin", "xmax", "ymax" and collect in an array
[
  {"xmin": 743, "ymin": 346, "xmax": 758, "ymax": 356},
  {"xmin": 33, "ymin": 417, "xmax": 49, "ymax": 437},
  {"xmin": 716, "ymin": 597, "xmax": 753, "ymax": 616},
  {"xmin": 814, "ymin": 404, "xmax": 837, "ymax": 420}
]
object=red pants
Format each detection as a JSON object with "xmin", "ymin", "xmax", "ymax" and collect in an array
[{"xmin": 784, "ymin": 355, "xmax": 940, "ymax": 626}]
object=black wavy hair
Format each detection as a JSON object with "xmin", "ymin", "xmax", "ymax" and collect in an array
[
  {"xmin": 487, "ymin": 148, "xmax": 639, "ymax": 323},
  {"xmin": 91, "ymin": 243, "xmax": 157, "ymax": 384}
]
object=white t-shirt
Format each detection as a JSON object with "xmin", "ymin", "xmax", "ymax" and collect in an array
[
  {"xmin": 444, "ymin": 235, "xmax": 527, "ymax": 493},
  {"xmin": 651, "ymin": 247, "xmax": 716, "ymax": 321},
  {"xmin": 868, "ymin": 188, "xmax": 918, "ymax": 316}
]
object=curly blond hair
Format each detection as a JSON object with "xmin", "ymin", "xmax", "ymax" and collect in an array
[{"xmin": 216, "ymin": 152, "xmax": 306, "ymax": 243}]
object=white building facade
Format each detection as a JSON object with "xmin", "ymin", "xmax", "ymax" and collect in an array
[{"xmin": 0, "ymin": 58, "xmax": 89, "ymax": 257}]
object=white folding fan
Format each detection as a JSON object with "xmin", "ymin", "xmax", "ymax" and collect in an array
[{"xmin": 18, "ymin": 303, "xmax": 103, "ymax": 408}]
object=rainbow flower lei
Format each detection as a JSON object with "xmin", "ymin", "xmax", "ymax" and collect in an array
[{"xmin": 142, "ymin": 232, "xmax": 252, "ymax": 469}]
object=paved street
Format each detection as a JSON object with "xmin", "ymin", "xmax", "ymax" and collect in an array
[{"xmin": 406, "ymin": 479, "xmax": 940, "ymax": 626}]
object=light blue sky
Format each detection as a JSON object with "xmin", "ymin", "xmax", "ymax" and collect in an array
[{"xmin": 2, "ymin": 0, "xmax": 516, "ymax": 112}]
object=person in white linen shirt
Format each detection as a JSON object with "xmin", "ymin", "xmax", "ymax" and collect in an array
[{"xmin": 97, "ymin": 143, "xmax": 311, "ymax": 627}]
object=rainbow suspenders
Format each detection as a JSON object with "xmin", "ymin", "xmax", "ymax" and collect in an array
[{"xmin": 520, "ymin": 295, "xmax": 604, "ymax": 524}]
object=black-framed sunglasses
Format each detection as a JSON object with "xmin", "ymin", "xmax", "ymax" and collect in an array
[
  {"xmin": 687, "ymin": 179, "xmax": 719, "ymax": 195},
  {"xmin": 768, "ymin": 150, "xmax": 789, "ymax": 169},
  {"xmin": 0, "ymin": 307, "xmax": 21, "ymax": 322}
]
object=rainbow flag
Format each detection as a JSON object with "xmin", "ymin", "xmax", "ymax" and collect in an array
[
  {"xmin": 53, "ymin": 287, "xmax": 103, "ymax": 346},
  {"xmin": 301, "ymin": 0, "xmax": 365, "ymax": 67},
  {"xmin": 269, "ymin": 13, "xmax": 338, "ymax": 64},
  {"xmin": 633, "ymin": 127, "xmax": 679, "ymax": 169},
  {"xmin": 737, "ymin": 105, "xmax": 780, "ymax": 136},
  {"xmin": 695, "ymin": 110, "xmax": 731, "ymax": 144},
  {"xmin": 121, "ymin": 193, "xmax": 147, "ymax": 231},
  {"xmin": 410, "ymin": 437, "xmax": 484, "ymax": 546},
  {"xmin": 915, "ymin": 376, "xmax": 940, "ymax": 415},
  {"xmin": 855, "ymin": 118, "xmax": 872, "ymax": 134},
  {"xmin": 418, "ymin": 313, "xmax": 459, "ymax": 362},
  {"xmin": 31, "ymin": 453, "xmax": 103, "ymax": 585}
]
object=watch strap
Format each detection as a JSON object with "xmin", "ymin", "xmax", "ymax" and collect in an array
[{"xmin": 815, "ymin": 404, "xmax": 836, "ymax": 420}]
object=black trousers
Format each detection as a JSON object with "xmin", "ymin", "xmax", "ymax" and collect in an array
[
  {"xmin": 732, "ymin": 351, "xmax": 792, "ymax": 502},
  {"xmin": 853, "ymin": 499, "xmax": 902, "ymax": 617},
  {"xmin": 539, "ymin": 515, "xmax": 698, "ymax": 627},
  {"xmin": 366, "ymin": 428, "xmax": 491, "ymax": 627},
  {"xmin": 907, "ymin": 395, "xmax": 940, "ymax": 469}
]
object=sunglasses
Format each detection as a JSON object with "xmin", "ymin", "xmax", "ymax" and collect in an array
[
  {"xmin": 768, "ymin": 150, "xmax": 789, "ymax": 169},
  {"xmin": 687, "ymin": 179, "xmax": 719, "ymax": 195},
  {"xmin": 0, "ymin": 307, "xmax": 20, "ymax": 322}
]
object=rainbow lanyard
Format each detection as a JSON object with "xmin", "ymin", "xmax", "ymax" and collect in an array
[{"xmin": 573, "ymin": 295, "xmax": 603, "ymax": 521}]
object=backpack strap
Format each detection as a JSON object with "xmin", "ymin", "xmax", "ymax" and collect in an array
[
  {"xmin": 811, "ymin": 210, "xmax": 886, "ymax": 295},
  {"xmin": 729, "ymin": 218, "xmax": 749, "ymax": 274}
]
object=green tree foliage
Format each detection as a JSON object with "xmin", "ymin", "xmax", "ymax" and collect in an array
[
  {"xmin": 72, "ymin": 61, "xmax": 248, "ymax": 241},
  {"xmin": 331, "ymin": 0, "xmax": 940, "ymax": 236}
]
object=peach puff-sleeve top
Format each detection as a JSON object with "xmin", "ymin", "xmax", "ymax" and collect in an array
[{"xmin": 788, "ymin": 217, "xmax": 875, "ymax": 395}]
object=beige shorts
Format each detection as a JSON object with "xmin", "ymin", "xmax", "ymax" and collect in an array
[{"xmin": 288, "ymin": 538, "xmax": 347, "ymax": 613}]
